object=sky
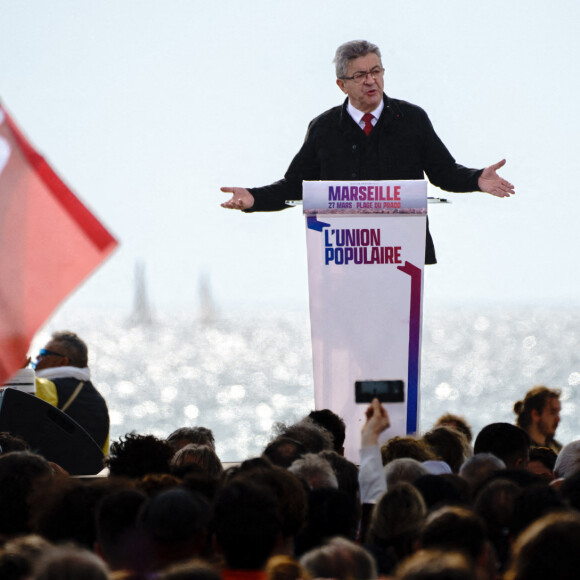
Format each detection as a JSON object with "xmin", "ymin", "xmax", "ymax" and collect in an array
[{"xmin": 2, "ymin": 0, "xmax": 580, "ymax": 318}]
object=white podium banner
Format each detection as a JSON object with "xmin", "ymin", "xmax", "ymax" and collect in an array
[{"xmin": 304, "ymin": 180, "xmax": 427, "ymax": 461}]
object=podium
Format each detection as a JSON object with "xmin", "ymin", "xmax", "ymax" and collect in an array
[{"xmin": 303, "ymin": 180, "xmax": 427, "ymax": 461}]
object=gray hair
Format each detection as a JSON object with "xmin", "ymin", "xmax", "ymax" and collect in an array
[
  {"xmin": 385, "ymin": 457, "xmax": 429, "ymax": 489},
  {"xmin": 333, "ymin": 40, "xmax": 382, "ymax": 78},
  {"xmin": 554, "ymin": 440, "xmax": 580, "ymax": 479},
  {"xmin": 300, "ymin": 537, "xmax": 377, "ymax": 580},
  {"xmin": 459, "ymin": 453, "xmax": 506, "ymax": 491},
  {"xmin": 51, "ymin": 330, "xmax": 88, "ymax": 368},
  {"xmin": 288, "ymin": 453, "xmax": 338, "ymax": 490}
]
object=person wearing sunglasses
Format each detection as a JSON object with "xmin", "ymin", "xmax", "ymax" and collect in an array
[{"xmin": 34, "ymin": 330, "xmax": 110, "ymax": 453}]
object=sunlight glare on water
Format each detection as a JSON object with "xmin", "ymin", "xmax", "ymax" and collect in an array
[{"xmin": 33, "ymin": 306, "xmax": 580, "ymax": 461}]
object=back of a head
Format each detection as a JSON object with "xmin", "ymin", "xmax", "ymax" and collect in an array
[
  {"xmin": 262, "ymin": 436, "xmax": 307, "ymax": 468},
  {"xmin": 170, "ymin": 444, "xmax": 223, "ymax": 478},
  {"xmin": 33, "ymin": 544, "xmax": 109, "ymax": 580},
  {"xmin": 138, "ymin": 488, "xmax": 211, "ymax": 568},
  {"xmin": 213, "ymin": 479, "xmax": 281, "ymax": 570},
  {"xmin": 510, "ymin": 483, "xmax": 566, "ymax": 539},
  {"xmin": 459, "ymin": 453, "xmax": 506, "ymax": 494},
  {"xmin": 554, "ymin": 439, "xmax": 580, "ymax": 479},
  {"xmin": 288, "ymin": 453, "xmax": 338, "ymax": 490},
  {"xmin": 422, "ymin": 426, "xmax": 471, "ymax": 474},
  {"xmin": 386, "ymin": 457, "xmax": 429, "ymax": 489},
  {"xmin": 0, "ymin": 534, "xmax": 52, "ymax": 580},
  {"xmin": 381, "ymin": 436, "xmax": 436, "ymax": 466},
  {"xmin": 419, "ymin": 505, "xmax": 486, "ymax": 563},
  {"xmin": 50, "ymin": 330, "xmax": 88, "ymax": 368},
  {"xmin": 0, "ymin": 451, "xmax": 52, "ymax": 536},
  {"xmin": 300, "ymin": 537, "xmax": 377, "ymax": 580},
  {"xmin": 294, "ymin": 487, "xmax": 359, "ymax": 557},
  {"xmin": 473, "ymin": 423, "xmax": 530, "ymax": 469},
  {"xmin": 319, "ymin": 450, "xmax": 359, "ymax": 505},
  {"xmin": 433, "ymin": 413, "xmax": 473, "ymax": 444},
  {"xmin": 308, "ymin": 409, "xmax": 346, "ymax": 453},
  {"xmin": 106, "ymin": 433, "xmax": 173, "ymax": 478},
  {"xmin": 412, "ymin": 475, "xmax": 463, "ymax": 510},
  {"xmin": 394, "ymin": 549, "xmax": 473, "ymax": 580},
  {"xmin": 368, "ymin": 482, "xmax": 426, "ymax": 546},
  {"xmin": 166, "ymin": 427, "xmax": 216, "ymax": 453},
  {"xmin": 95, "ymin": 487, "xmax": 148, "ymax": 571},
  {"xmin": 275, "ymin": 418, "xmax": 334, "ymax": 454},
  {"xmin": 158, "ymin": 559, "xmax": 221, "ymax": 580},
  {"xmin": 231, "ymin": 465, "xmax": 307, "ymax": 541},
  {"xmin": 505, "ymin": 512, "xmax": 580, "ymax": 580}
]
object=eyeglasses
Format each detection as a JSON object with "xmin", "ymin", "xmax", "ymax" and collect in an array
[
  {"xmin": 339, "ymin": 66, "xmax": 385, "ymax": 84},
  {"xmin": 36, "ymin": 348, "xmax": 66, "ymax": 360}
]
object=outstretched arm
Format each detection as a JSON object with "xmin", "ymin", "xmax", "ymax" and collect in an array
[
  {"xmin": 478, "ymin": 159, "xmax": 515, "ymax": 198},
  {"xmin": 220, "ymin": 187, "xmax": 255, "ymax": 210}
]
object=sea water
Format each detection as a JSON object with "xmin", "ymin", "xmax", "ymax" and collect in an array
[{"xmin": 32, "ymin": 305, "xmax": 580, "ymax": 462}]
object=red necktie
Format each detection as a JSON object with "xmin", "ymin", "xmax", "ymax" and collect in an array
[{"xmin": 362, "ymin": 113, "xmax": 374, "ymax": 136}]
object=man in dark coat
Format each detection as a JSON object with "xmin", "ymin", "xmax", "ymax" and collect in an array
[
  {"xmin": 34, "ymin": 330, "xmax": 110, "ymax": 452},
  {"xmin": 220, "ymin": 39, "xmax": 514, "ymax": 263}
]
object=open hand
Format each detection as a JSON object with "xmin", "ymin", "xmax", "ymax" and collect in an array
[
  {"xmin": 478, "ymin": 159, "xmax": 515, "ymax": 198},
  {"xmin": 220, "ymin": 187, "xmax": 255, "ymax": 210}
]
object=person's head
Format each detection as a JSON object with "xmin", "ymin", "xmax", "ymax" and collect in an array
[
  {"xmin": 213, "ymin": 480, "xmax": 281, "ymax": 570},
  {"xmin": 433, "ymin": 413, "xmax": 473, "ymax": 444},
  {"xmin": 95, "ymin": 487, "xmax": 148, "ymax": 571},
  {"xmin": 504, "ymin": 512, "xmax": 580, "ymax": 580},
  {"xmin": 0, "ymin": 432, "xmax": 29, "ymax": 454},
  {"xmin": 318, "ymin": 450, "xmax": 359, "ymax": 506},
  {"xmin": 510, "ymin": 483, "xmax": 566, "ymax": 539},
  {"xmin": 514, "ymin": 386, "xmax": 561, "ymax": 441},
  {"xmin": 554, "ymin": 439, "xmax": 580, "ymax": 479},
  {"xmin": 473, "ymin": 423, "xmax": 531, "ymax": 469},
  {"xmin": 381, "ymin": 436, "xmax": 436, "ymax": 466},
  {"xmin": 34, "ymin": 330, "xmax": 88, "ymax": 370},
  {"xmin": 105, "ymin": 433, "xmax": 173, "ymax": 479},
  {"xmin": 300, "ymin": 537, "xmax": 377, "ymax": 580},
  {"xmin": 262, "ymin": 436, "xmax": 307, "ymax": 468},
  {"xmin": 288, "ymin": 453, "xmax": 338, "ymax": 490},
  {"xmin": 0, "ymin": 534, "xmax": 52, "ymax": 580},
  {"xmin": 294, "ymin": 488, "xmax": 359, "ymax": 557},
  {"xmin": 33, "ymin": 544, "xmax": 109, "ymax": 580},
  {"xmin": 473, "ymin": 478, "xmax": 520, "ymax": 570},
  {"xmin": 334, "ymin": 40, "xmax": 384, "ymax": 113},
  {"xmin": 418, "ymin": 505, "xmax": 487, "ymax": 564},
  {"xmin": 274, "ymin": 419, "xmax": 334, "ymax": 455},
  {"xmin": 422, "ymin": 426, "xmax": 471, "ymax": 474},
  {"xmin": 458, "ymin": 453, "xmax": 506, "ymax": 496},
  {"xmin": 170, "ymin": 444, "xmax": 223, "ymax": 478},
  {"xmin": 385, "ymin": 457, "xmax": 429, "ymax": 489},
  {"xmin": 394, "ymin": 549, "xmax": 473, "ymax": 580},
  {"xmin": 367, "ymin": 482, "xmax": 426, "ymax": 550},
  {"xmin": 227, "ymin": 464, "xmax": 307, "ymax": 547},
  {"xmin": 0, "ymin": 451, "xmax": 53, "ymax": 537},
  {"xmin": 138, "ymin": 488, "xmax": 212, "ymax": 570},
  {"xmin": 29, "ymin": 478, "xmax": 122, "ymax": 551},
  {"xmin": 308, "ymin": 409, "xmax": 346, "ymax": 454},
  {"xmin": 528, "ymin": 447, "xmax": 557, "ymax": 481},
  {"xmin": 158, "ymin": 559, "xmax": 221, "ymax": 580},
  {"xmin": 265, "ymin": 555, "xmax": 309, "ymax": 580},
  {"xmin": 167, "ymin": 427, "xmax": 216, "ymax": 453}
]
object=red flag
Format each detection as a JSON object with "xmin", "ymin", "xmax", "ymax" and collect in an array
[{"xmin": 0, "ymin": 104, "xmax": 118, "ymax": 383}]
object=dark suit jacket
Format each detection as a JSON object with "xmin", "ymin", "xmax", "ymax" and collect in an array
[{"xmin": 248, "ymin": 94, "xmax": 483, "ymax": 264}]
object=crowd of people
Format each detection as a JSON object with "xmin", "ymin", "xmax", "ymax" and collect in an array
[{"xmin": 0, "ymin": 331, "xmax": 579, "ymax": 580}]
